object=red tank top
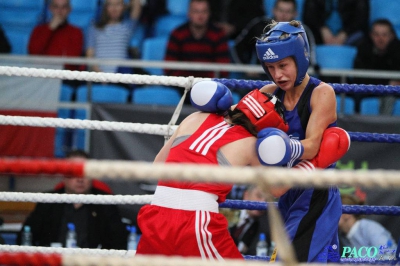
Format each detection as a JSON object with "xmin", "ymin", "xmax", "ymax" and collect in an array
[{"xmin": 159, "ymin": 114, "xmax": 253, "ymax": 202}]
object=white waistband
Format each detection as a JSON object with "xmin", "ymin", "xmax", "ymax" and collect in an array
[{"xmin": 151, "ymin": 186, "xmax": 219, "ymax": 213}]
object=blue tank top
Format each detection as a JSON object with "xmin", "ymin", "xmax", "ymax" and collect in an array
[
  {"xmin": 274, "ymin": 77, "xmax": 342, "ymax": 262},
  {"xmin": 274, "ymin": 76, "xmax": 337, "ymax": 141}
]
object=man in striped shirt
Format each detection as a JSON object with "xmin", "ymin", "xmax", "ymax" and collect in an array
[{"xmin": 164, "ymin": 0, "xmax": 230, "ymax": 80}]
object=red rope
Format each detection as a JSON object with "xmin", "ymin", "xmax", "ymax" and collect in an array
[
  {"xmin": 0, "ymin": 159, "xmax": 84, "ymax": 177},
  {"xmin": 0, "ymin": 252, "xmax": 62, "ymax": 266}
]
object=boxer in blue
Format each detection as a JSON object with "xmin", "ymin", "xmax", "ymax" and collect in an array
[
  {"xmin": 190, "ymin": 20, "xmax": 351, "ymax": 263},
  {"xmin": 255, "ymin": 20, "xmax": 345, "ymax": 262}
]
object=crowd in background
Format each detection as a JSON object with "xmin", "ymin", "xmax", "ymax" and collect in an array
[{"xmin": 0, "ymin": 0, "xmax": 399, "ymax": 109}]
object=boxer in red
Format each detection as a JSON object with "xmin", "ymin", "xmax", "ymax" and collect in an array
[{"xmin": 136, "ymin": 82, "xmax": 291, "ymax": 260}]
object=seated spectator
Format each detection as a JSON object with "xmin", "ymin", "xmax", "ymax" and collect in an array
[
  {"xmin": 164, "ymin": 0, "xmax": 230, "ymax": 103},
  {"xmin": 0, "ymin": 24, "xmax": 11, "ymax": 53},
  {"xmin": 303, "ymin": 0, "xmax": 369, "ymax": 46},
  {"xmin": 209, "ymin": 0, "xmax": 265, "ymax": 41},
  {"xmin": 28, "ymin": 0, "xmax": 84, "ymax": 71},
  {"xmin": 229, "ymin": 185, "xmax": 271, "ymax": 256},
  {"xmin": 17, "ymin": 149, "xmax": 128, "ymax": 249},
  {"xmin": 353, "ymin": 19, "xmax": 400, "ymax": 115},
  {"xmin": 339, "ymin": 194, "xmax": 397, "ymax": 259},
  {"xmin": 138, "ymin": 0, "xmax": 168, "ymax": 38},
  {"xmin": 86, "ymin": 0, "xmax": 142, "ymax": 74},
  {"xmin": 231, "ymin": 0, "xmax": 317, "ymax": 80}
]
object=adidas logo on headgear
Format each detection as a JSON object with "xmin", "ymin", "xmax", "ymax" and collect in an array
[{"xmin": 263, "ymin": 48, "xmax": 279, "ymax": 60}]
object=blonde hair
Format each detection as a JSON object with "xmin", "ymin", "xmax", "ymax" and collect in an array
[{"xmin": 262, "ymin": 20, "xmax": 302, "ymax": 40}]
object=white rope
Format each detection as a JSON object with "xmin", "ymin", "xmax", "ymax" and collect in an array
[
  {"xmin": 0, "ymin": 115, "xmax": 177, "ymax": 136},
  {"xmin": 63, "ymin": 255, "xmax": 271, "ymax": 266},
  {"xmin": 0, "ymin": 246, "xmax": 358, "ymax": 266},
  {"xmin": 83, "ymin": 161, "xmax": 400, "ymax": 189},
  {"xmin": 0, "ymin": 192, "xmax": 153, "ymax": 205},
  {"xmin": 0, "ymin": 66, "xmax": 208, "ymax": 87},
  {"xmin": 0, "ymin": 245, "xmax": 261, "ymax": 265},
  {"xmin": 0, "ymin": 244, "xmax": 133, "ymax": 257},
  {"xmin": 0, "ymin": 245, "xmax": 348, "ymax": 266}
]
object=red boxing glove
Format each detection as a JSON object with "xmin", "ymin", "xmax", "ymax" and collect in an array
[{"xmin": 294, "ymin": 127, "xmax": 351, "ymax": 171}]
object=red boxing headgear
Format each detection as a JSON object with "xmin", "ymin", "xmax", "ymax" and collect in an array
[{"xmin": 236, "ymin": 90, "xmax": 288, "ymax": 133}]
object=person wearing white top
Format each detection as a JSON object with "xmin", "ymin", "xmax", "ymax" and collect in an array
[{"xmin": 339, "ymin": 194, "xmax": 396, "ymax": 260}]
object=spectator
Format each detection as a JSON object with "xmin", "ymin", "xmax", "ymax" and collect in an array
[
  {"xmin": 303, "ymin": 0, "xmax": 369, "ymax": 46},
  {"xmin": 138, "ymin": 0, "xmax": 168, "ymax": 38},
  {"xmin": 229, "ymin": 185, "xmax": 271, "ymax": 256},
  {"xmin": 28, "ymin": 0, "xmax": 84, "ymax": 71},
  {"xmin": 209, "ymin": 0, "xmax": 265, "ymax": 41},
  {"xmin": 0, "ymin": 24, "xmax": 11, "ymax": 53},
  {"xmin": 232, "ymin": 0, "xmax": 317, "ymax": 79},
  {"xmin": 164, "ymin": 0, "xmax": 230, "ymax": 103},
  {"xmin": 86, "ymin": 0, "xmax": 142, "ymax": 74},
  {"xmin": 339, "ymin": 194, "xmax": 397, "ymax": 259},
  {"xmin": 353, "ymin": 19, "xmax": 400, "ymax": 115},
  {"xmin": 17, "ymin": 150, "xmax": 128, "ymax": 249}
]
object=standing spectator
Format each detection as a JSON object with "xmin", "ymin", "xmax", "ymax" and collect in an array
[
  {"xmin": 164, "ymin": 0, "xmax": 230, "ymax": 103},
  {"xmin": 229, "ymin": 185, "xmax": 271, "ymax": 256},
  {"xmin": 86, "ymin": 0, "xmax": 142, "ymax": 74},
  {"xmin": 0, "ymin": 24, "xmax": 11, "ymax": 53},
  {"xmin": 353, "ymin": 19, "xmax": 400, "ymax": 115},
  {"xmin": 28, "ymin": 0, "xmax": 84, "ymax": 71},
  {"xmin": 17, "ymin": 150, "xmax": 128, "ymax": 249},
  {"xmin": 303, "ymin": 0, "xmax": 369, "ymax": 46}
]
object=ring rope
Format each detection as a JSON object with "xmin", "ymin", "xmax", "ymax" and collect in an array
[
  {"xmin": 0, "ymin": 115, "xmax": 399, "ymax": 143},
  {"xmin": 0, "ymin": 249, "xmax": 280, "ymax": 266},
  {"xmin": 1, "ymin": 65, "xmax": 398, "ymax": 266},
  {"xmin": 0, "ymin": 245, "xmax": 132, "ymax": 257},
  {"xmin": 0, "ymin": 246, "xmax": 391, "ymax": 265},
  {"xmin": 0, "ymin": 115, "xmax": 178, "ymax": 136},
  {"xmin": 215, "ymin": 78, "xmax": 400, "ymax": 94},
  {"xmin": 0, "ymin": 192, "xmax": 397, "ymax": 216},
  {"xmin": 0, "ymin": 66, "xmax": 207, "ymax": 88},
  {"xmin": 1, "ymin": 159, "xmax": 400, "ymax": 189},
  {"xmin": 0, "ymin": 192, "xmax": 153, "ymax": 205},
  {"xmin": 1, "ymin": 66, "xmax": 400, "ymax": 95}
]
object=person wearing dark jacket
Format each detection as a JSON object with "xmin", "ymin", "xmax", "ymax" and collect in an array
[
  {"xmin": 0, "ymin": 24, "xmax": 11, "ymax": 53},
  {"xmin": 17, "ymin": 183, "xmax": 128, "ymax": 249},
  {"xmin": 229, "ymin": 185, "xmax": 271, "ymax": 256},
  {"xmin": 17, "ymin": 150, "xmax": 128, "ymax": 249},
  {"xmin": 352, "ymin": 19, "xmax": 400, "ymax": 114},
  {"xmin": 303, "ymin": 0, "xmax": 369, "ymax": 46}
]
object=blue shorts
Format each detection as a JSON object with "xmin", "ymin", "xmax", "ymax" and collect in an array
[{"xmin": 278, "ymin": 187, "xmax": 342, "ymax": 262}]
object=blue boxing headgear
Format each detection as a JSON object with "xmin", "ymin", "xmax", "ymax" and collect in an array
[{"xmin": 256, "ymin": 22, "xmax": 310, "ymax": 86}]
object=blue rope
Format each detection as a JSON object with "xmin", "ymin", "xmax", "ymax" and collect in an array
[
  {"xmin": 213, "ymin": 79, "xmax": 400, "ymax": 95},
  {"xmin": 348, "ymin": 132, "xmax": 400, "ymax": 143},
  {"xmin": 211, "ymin": 79, "xmax": 400, "ymax": 143},
  {"xmin": 219, "ymin": 200, "xmax": 400, "ymax": 216}
]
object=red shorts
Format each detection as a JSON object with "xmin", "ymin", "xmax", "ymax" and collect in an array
[{"xmin": 136, "ymin": 205, "xmax": 243, "ymax": 261}]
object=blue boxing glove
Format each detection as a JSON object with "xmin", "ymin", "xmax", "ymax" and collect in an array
[
  {"xmin": 257, "ymin": 128, "xmax": 292, "ymax": 166},
  {"xmin": 190, "ymin": 80, "xmax": 233, "ymax": 113},
  {"xmin": 287, "ymin": 138, "xmax": 304, "ymax": 168},
  {"xmin": 256, "ymin": 128, "xmax": 305, "ymax": 166}
]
